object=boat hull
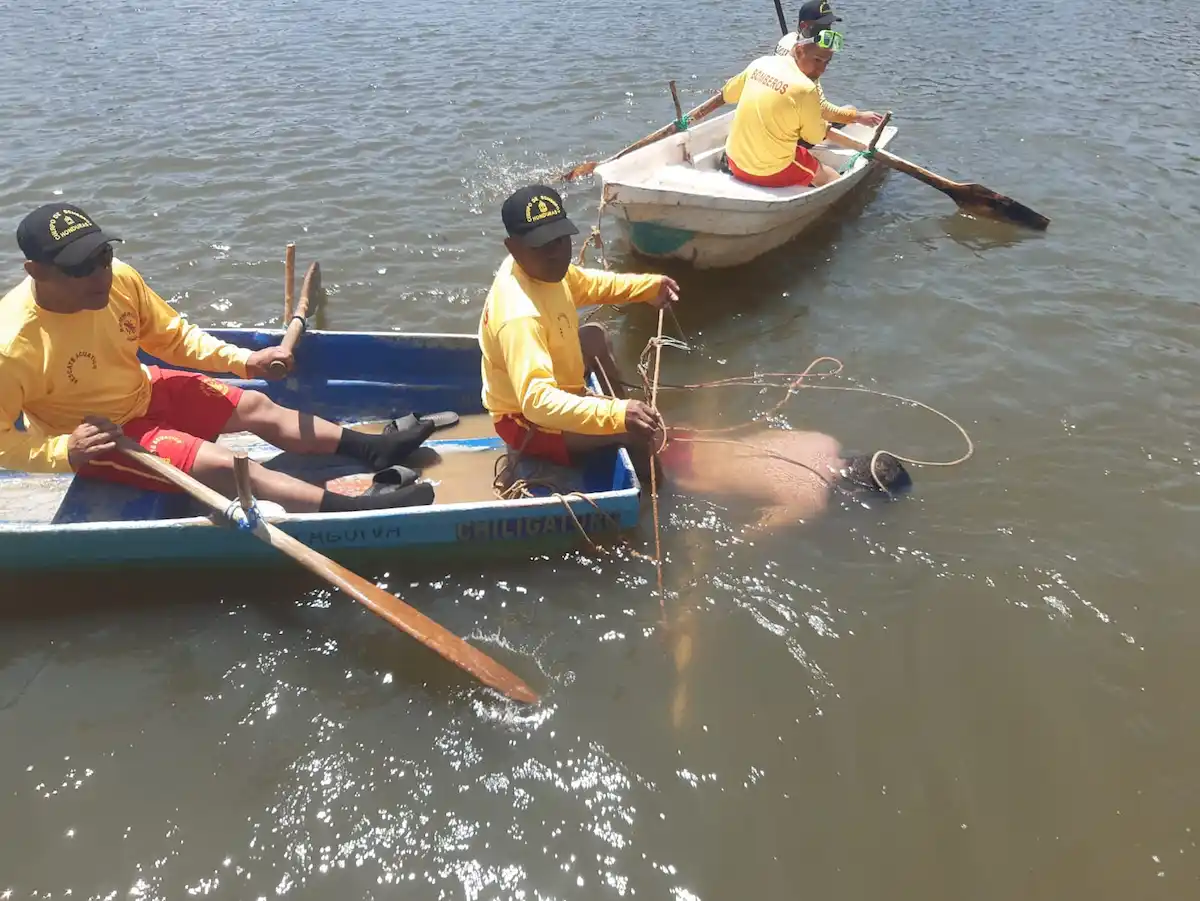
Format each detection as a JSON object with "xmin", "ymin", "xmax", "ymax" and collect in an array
[
  {"xmin": 595, "ymin": 113, "xmax": 897, "ymax": 268},
  {"xmin": 0, "ymin": 329, "xmax": 642, "ymax": 572}
]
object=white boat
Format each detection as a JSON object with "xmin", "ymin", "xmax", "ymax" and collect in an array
[{"xmin": 594, "ymin": 111, "xmax": 898, "ymax": 269}]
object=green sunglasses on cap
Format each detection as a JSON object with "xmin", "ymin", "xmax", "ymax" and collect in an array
[{"xmin": 799, "ymin": 29, "xmax": 844, "ymax": 51}]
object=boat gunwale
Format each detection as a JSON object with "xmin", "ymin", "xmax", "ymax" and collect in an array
[{"xmin": 595, "ymin": 112, "xmax": 899, "ymax": 210}]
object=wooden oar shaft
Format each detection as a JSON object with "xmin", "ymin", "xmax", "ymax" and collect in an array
[
  {"xmin": 833, "ymin": 131, "xmax": 961, "ymax": 191},
  {"xmin": 563, "ymin": 92, "xmax": 725, "ymax": 181},
  {"xmin": 114, "ymin": 438, "xmax": 538, "ymax": 703},
  {"xmin": 269, "ymin": 261, "xmax": 322, "ymax": 376},
  {"xmin": 619, "ymin": 92, "xmax": 723, "ymax": 160}
]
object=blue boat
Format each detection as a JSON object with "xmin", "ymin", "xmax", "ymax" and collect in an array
[{"xmin": 0, "ymin": 329, "xmax": 642, "ymax": 571}]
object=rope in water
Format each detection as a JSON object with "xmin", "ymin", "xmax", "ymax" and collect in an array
[
  {"xmin": 647, "ymin": 307, "xmax": 667, "ymax": 616},
  {"xmin": 634, "ymin": 348, "xmax": 975, "ymax": 493}
]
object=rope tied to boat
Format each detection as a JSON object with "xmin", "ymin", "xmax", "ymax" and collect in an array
[
  {"xmin": 841, "ymin": 147, "xmax": 875, "ymax": 174},
  {"xmin": 222, "ymin": 499, "xmax": 260, "ymax": 530},
  {"xmin": 674, "ymin": 115, "xmax": 690, "ymax": 132},
  {"xmin": 491, "ymin": 451, "xmax": 625, "ymax": 557},
  {"xmin": 576, "ymin": 194, "xmax": 611, "ymax": 271}
]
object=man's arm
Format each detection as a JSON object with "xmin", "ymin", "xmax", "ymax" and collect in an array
[
  {"xmin": 497, "ymin": 316, "xmax": 629, "ymax": 435},
  {"xmin": 793, "ymin": 86, "xmax": 831, "ymax": 147},
  {"xmin": 564, "ymin": 265, "xmax": 664, "ymax": 309},
  {"xmin": 816, "ymin": 81, "xmax": 884, "ymax": 127},
  {"xmin": 133, "ymin": 271, "xmax": 252, "ymax": 377},
  {"xmin": 816, "ymin": 82, "xmax": 858, "ymax": 125},
  {"xmin": 721, "ymin": 68, "xmax": 748, "ymax": 105},
  {"xmin": 0, "ymin": 363, "xmax": 72, "ymax": 473}
]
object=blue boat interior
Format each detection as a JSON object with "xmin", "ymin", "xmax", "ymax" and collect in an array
[{"xmin": 4, "ymin": 329, "xmax": 637, "ymax": 528}]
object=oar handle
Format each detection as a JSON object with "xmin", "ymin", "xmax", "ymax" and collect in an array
[
  {"xmin": 269, "ymin": 261, "xmax": 322, "ymax": 377},
  {"xmin": 867, "ymin": 111, "xmax": 892, "ymax": 151}
]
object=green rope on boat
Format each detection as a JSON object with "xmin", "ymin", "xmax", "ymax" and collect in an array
[
  {"xmin": 674, "ymin": 115, "xmax": 689, "ymax": 131},
  {"xmin": 841, "ymin": 147, "xmax": 875, "ymax": 173}
]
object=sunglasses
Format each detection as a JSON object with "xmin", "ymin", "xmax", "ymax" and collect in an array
[
  {"xmin": 799, "ymin": 29, "xmax": 844, "ymax": 51},
  {"xmin": 56, "ymin": 243, "xmax": 114, "ymax": 278}
]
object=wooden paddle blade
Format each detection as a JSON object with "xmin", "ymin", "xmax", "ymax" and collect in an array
[
  {"xmin": 267, "ymin": 526, "xmax": 540, "ymax": 704},
  {"xmin": 948, "ymin": 183, "xmax": 1051, "ymax": 231},
  {"xmin": 295, "ymin": 261, "xmax": 321, "ymax": 321}
]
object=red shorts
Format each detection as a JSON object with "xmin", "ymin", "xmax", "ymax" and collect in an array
[
  {"xmin": 494, "ymin": 414, "xmax": 571, "ymax": 467},
  {"xmin": 78, "ymin": 367, "xmax": 244, "ymax": 492},
  {"xmin": 728, "ymin": 144, "xmax": 820, "ymax": 188}
]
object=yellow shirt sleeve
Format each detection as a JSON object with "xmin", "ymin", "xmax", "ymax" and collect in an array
[
  {"xmin": 496, "ymin": 315, "xmax": 629, "ymax": 435},
  {"xmin": 0, "ymin": 351, "xmax": 72, "ymax": 473},
  {"xmin": 131, "ymin": 270, "xmax": 251, "ymax": 377},
  {"xmin": 722, "ymin": 68, "xmax": 748, "ymax": 104},
  {"xmin": 816, "ymin": 82, "xmax": 857, "ymax": 124},
  {"xmin": 794, "ymin": 83, "xmax": 830, "ymax": 146},
  {"xmin": 564, "ymin": 265, "xmax": 661, "ymax": 309}
]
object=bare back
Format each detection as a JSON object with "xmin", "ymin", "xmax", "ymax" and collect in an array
[{"xmin": 662, "ymin": 429, "xmax": 844, "ymax": 531}]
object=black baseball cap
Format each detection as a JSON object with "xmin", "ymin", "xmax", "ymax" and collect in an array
[
  {"xmin": 501, "ymin": 185, "xmax": 580, "ymax": 248},
  {"xmin": 798, "ymin": 0, "xmax": 841, "ymax": 29},
  {"xmin": 16, "ymin": 203, "xmax": 122, "ymax": 267}
]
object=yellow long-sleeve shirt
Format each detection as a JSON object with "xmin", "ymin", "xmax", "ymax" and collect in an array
[
  {"xmin": 479, "ymin": 257, "xmax": 661, "ymax": 435},
  {"xmin": 0, "ymin": 259, "xmax": 252, "ymax": 473},
  {"xmin": 722, "ymin": 54, "xmax": 829, "ymax": 177}
]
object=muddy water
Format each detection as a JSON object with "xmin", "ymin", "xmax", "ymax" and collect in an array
[{"xmin": 2, "ymin": 0, "xmax": 1199, "ymax": 898}]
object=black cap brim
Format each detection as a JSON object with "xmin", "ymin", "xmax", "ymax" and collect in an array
[
  {"xmin": 514, "ymin": 217, "xmax": 580, "ymax": 249},
  {"xmin": 53, "ymin": 231, "xmax": 122, "ymax": 267}
]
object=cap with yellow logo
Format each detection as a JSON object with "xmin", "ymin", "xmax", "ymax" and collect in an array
[
  {"xmin": 501, "ymin": 185, "xmax": 580, "ymax": 248},
  {"xmin": 17, "ymin": 203, "xmax": 122, "ymax": 267}
]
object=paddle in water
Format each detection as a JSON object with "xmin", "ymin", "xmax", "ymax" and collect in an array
[
  {"xmin": 839, "ymin": 135, "xmax": 1050, "ymax": 230},
  {"xmin": 115, "ymin": 437, "xmax": 539, "ymax": 704}
]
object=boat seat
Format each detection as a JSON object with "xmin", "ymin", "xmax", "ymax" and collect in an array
[{"xmin": 691, "ymin": 147, "xmax": 727, "ymax": 172}]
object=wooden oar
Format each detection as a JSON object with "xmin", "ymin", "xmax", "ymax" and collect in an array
[
  {"xmin": 115, "ymin": 437, "xmax": 539, "ymax": 704},
  {"xmin": 282, "ymin": 243, "xmax": 296, "ymax": 323},
  {"xmin": 561, "ymin": 92, "xmax": 726, "ymax": 182},
  {"xmin": 835, "ymin": 132, "xmax": 1050, "ymax": 230},
  {"xmin": 269, "ymin": 261, "xmax": 322, "ymax": 376}
]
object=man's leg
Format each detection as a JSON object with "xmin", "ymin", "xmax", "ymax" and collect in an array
[
  {"xmin": 222, "ymin": 390, "xmax": 434, "ymax": 471},
  {"xmin": 188, "ymin": 440, "xmax": 431, "ymax": 513},
  {"xmin": 810, "ymin": 162, "xmax": 842, "ymax": 187},
  {"xmin": 80, "ymin": 423, "xmax": 433, "ymax": 514}
]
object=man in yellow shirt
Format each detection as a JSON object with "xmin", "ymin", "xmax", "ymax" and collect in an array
[
  {"xmin": 774, "ymin": 2, "xmax": 885, "ymax": 132},
  {"xmin": 722, "ymin": 2, "xmax": 877, "ymax": 189},
  {"xmin": 478, "ymin": 185, "xmax": 679, "ymax": 478},
  {"xmin": 1, "ymin": 203, "xmax": 437, "ymax": 513}
]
